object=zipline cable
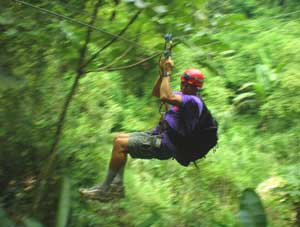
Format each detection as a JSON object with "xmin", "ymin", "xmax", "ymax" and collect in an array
[
  {"xmin": 12, "ymin": 0, "xmax": 300, "ymax": 72},
  {"xmin": 43, "ymin": 0, "xmax": 300, "ymax": 44},
  {"xmin": 32, "ymin": 0, "xmax": 163, "ymax": 42},
  {"xmin": 87, "ymin": 13, "xmax": 300, "ymax": 72},
  {"xmin": 13, "ymin": 0, "xmax": 183, "ymax": 73},
  {"xmin": 14, "ymin": 0, "xmax": 300, "ymax": 51},
  {"xmin": 14, "ymin": 0, "xmax": 150, "ymax": 50}
]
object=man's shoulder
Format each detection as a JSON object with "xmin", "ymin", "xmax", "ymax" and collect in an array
[{"xmin": 182, "ymin": 94, "xmax": 203, "ymax": 106}]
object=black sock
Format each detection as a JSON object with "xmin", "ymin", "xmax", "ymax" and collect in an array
[
  {"xmin": 112, "ymin": 166, "xmax": 125, "ymax": 186},
  {"xmin": 101, "ymin": 168, "xmax": 118, "ymax": 191}
]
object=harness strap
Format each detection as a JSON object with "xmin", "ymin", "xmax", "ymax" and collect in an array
[{"xmin": 158, "ymin": 102, "xmax": 168, "ymax": 135}]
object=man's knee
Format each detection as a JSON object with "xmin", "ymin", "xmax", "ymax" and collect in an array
[
  {"xmin": 113, "ymin": 134, "xmax": 129, "ymax": 143},
  {"xmin": 113, "ymin": 135, "xmax": 129, "ymax": 152}
]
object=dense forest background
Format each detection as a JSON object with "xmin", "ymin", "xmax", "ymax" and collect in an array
[{"xmin": 1, "ymin": 0, "xmax": 300, "ymax": 226}]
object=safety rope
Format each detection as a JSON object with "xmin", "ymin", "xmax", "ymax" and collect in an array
[{"xmin": 157, "ymin": 33, "xmax": 173, "ymax": 135}]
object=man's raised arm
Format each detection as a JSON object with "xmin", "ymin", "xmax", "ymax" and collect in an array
[
  {"xmin": 158, "ymin": 58, "xmax": 182, "ymax": 106},
  {"xmin": 152, "ymin": 75, "xmax": 163, "ymax": 98}
]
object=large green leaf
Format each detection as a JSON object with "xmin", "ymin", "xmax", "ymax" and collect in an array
[
  {"xmin": 55, "ymin": 176, "xmax": 71, "ymax": 227},
  {"xmin": 233, "ymin": 92, "xmax": 256, "ymax": 104},
  {"xmin": 136, "ymin": 211, "xmax": 160, "ymax": 227},
  {"xmin": 238, "ymin": 188, "xmax": 267, "ymax": 227}
]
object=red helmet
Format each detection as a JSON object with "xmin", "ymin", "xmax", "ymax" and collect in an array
[{"xmin": 180, "ymin": 68, "xmax": 204, "ymax": 88}]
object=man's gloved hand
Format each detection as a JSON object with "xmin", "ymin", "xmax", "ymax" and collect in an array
[{"xmin": 160, "ymin": 57, "xmax": 174, "ymax": 77}]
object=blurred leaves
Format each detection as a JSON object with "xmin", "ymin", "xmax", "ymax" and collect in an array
[
  {"xmin": 136, "ymin": 211, "xmax": 160, "ymax": 227},
  {"xmin": 0, "ymin": 207, "xmax": 15, "ymax": 227},
  {"xmin": 0, "ymin": 11, "xmax": 15, "ymax": 25},
  {"xmin": 1, "ymin": 0, "xmax": 300, "ymax": 226},
  {"xmin": 277, "ymin": 165, "xmax": 300, "ymax": 204},
  {"xmin": 23, "ymin": 218, "xmax": 44, "ymax": 227}
]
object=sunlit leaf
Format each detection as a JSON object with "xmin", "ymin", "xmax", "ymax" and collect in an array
[
  {"xmin": 134, "ymin": 0, "xmax": 150, "ymax": 8},
  {"xmin": 152, "ymin": 5, "xmax": 168, "ymax": 14},
  {"xmin": 238, "ymin": 82, "xmax": 255, "ymax": 91},
  {"xmin": 4, "ymin": 28, "xmax": 18, "ymax": 36},
  {"xmin": 233, "ymin": 92, "xmax": 256, "ymax": 104},
  {"xmin": 220, "ymin": 50, "xmax": 236, "ymax": 57},
  {"xmin": 194, "ymin": 10, "xmax": 207, "ymax": 21}
]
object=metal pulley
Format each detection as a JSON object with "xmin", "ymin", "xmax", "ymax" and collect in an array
[{"xmin": 163, "ymin": 33, "xmax": 173, "ymax": 58}]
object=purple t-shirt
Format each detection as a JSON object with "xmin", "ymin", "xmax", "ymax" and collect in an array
[{"xmin": 153, "ymin": 92, "xmax": 203, "ymax": 155}]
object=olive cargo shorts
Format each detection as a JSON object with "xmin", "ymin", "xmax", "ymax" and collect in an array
[{"xmin": 127, "ymin": 131, "xmax": 172, "ymax": 160}]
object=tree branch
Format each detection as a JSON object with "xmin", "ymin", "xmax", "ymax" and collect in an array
[
  {"xmin": 85, "ymin": 41, "xmax": 181, "ymax": 73},
  {"xmin": 32, "ymin": 0, "xmax": 103, "ymax": 213},
  {"xmin": 82, "ymin": 9, "xmax": 142, "ymax": 69},
  {"xmin": 97, "ymin": 45, "xmax": 134, "ymax": 69},
  {"xmin": 86, "ymin": 52, "xmax": 161, "ymax": 73}
]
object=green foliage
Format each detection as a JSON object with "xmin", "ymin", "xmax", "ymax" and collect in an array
[
  {"xmin": 0, "ymin": 207, "xmax": 15, "ymax": 227},
  {"xmin": 1, "ymin": 0, "xmax": 299, "ymax": 226},
  {"xmin": 23, "ymin": 218, "xmax": 44, "ymax": 227},
  {"xmin": 232, "ymin": 63, "xmax": 278, "ymax": 113},
  {"xmin": 276, "ymin": 165, "xmax": 300, "ymax": 206},
  {"xmin": 0, "ymin": 207, "xmax": 44, "ymax": 227}
]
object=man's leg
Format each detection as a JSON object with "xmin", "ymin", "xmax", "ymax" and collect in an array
[
  {"xmin": 79, "ymin": 134, "xmax": 129, "ymax": 200},
  {"xmin": 111, "ymin": 165, "xmax": 125, "ymax": 185},
  {"xmin": 100, "ymin": 134, "xmax": 129, "ymax": 191},
  {"xmin": 110, "ymin": 133, "xmax": 128, "ymax": 186},
  {"xmin": 80, "ymin": 131, "xmax": 171, "ymax": 201}
]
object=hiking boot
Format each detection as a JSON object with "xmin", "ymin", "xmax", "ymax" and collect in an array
[
  {"xmin": 79, "ymin": 185, "xmax": 113, "ymax": 202},
  {"xmin": 110, "ymin": 183, "xmax": 125, "ymax": 199}
]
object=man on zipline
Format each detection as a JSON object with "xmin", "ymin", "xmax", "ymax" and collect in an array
[{"xmin": 80, "ymin": 56, "xmax": 217, "ymax": 202}]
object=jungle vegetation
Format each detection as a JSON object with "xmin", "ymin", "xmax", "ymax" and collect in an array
[{"xmin": 1, "ymin": 0, "xmax": 300, "ymax": 226}]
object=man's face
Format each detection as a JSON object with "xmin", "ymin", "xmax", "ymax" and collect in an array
[{"xmin": 180, "ymin": 81, "xmax": 198, "ymax": 95}]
